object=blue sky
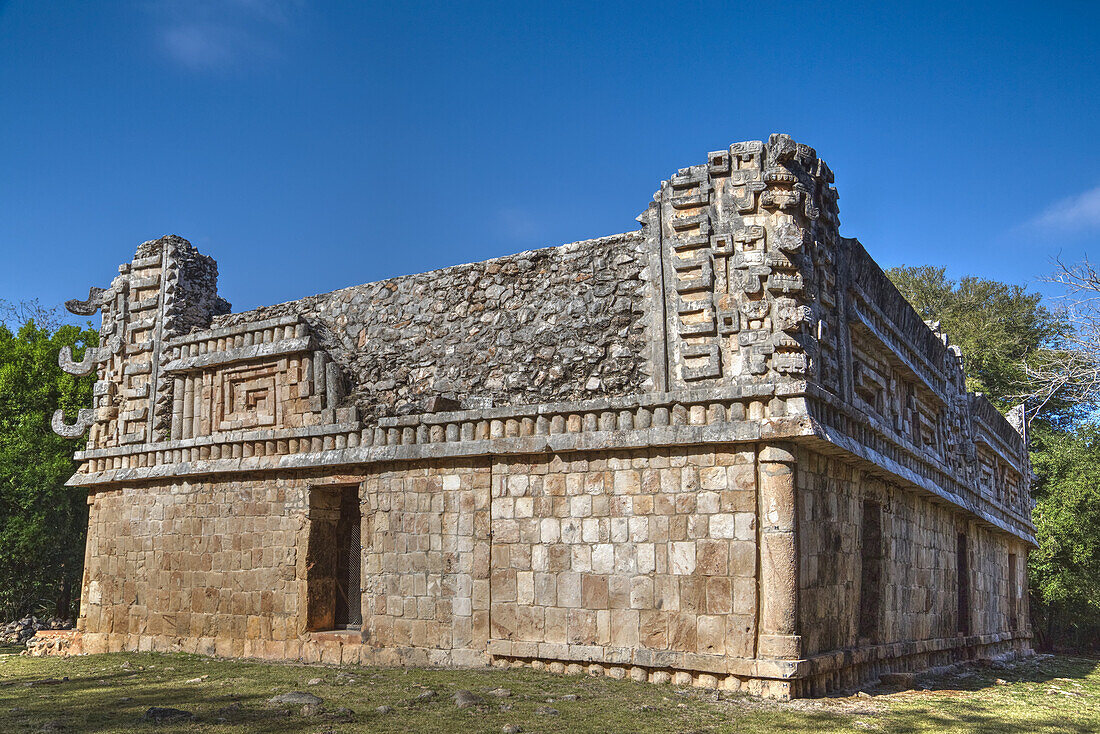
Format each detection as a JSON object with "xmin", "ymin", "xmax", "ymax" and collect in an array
[{"xmin": 2, "ymin": 1, "xmax": 1099, "ymax": 316}]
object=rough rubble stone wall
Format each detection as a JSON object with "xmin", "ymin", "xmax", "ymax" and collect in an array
[
  {"xmin": 797, "ymin": 445, "xmax": 1030, "ymax": 659},
  {"xmin": 211, "ymin": 232, "xmax": 652, "ymax": 422}
]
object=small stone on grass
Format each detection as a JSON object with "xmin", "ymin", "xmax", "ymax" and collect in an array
[
  {"xmin": 454, "ymin": 690, "xmax": 482, "ymax": 708},
  {"xmin": 268, "ymin": 691, "xmax": 323, "ymax": 706},
  {"xmin": 142, "ymin": 707, "xmax": 195, "ymax": 723}
]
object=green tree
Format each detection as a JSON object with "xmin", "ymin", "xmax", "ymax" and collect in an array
[
  {"xmin": 1029, "ymin": 423, "xmax": 1100, "ymax": 650},
  {"xmin": 886, "ymin": 265, "xmax": 1071, "ymax": 422},
  {"xmin": 0, "ymin": 307, "xmax": 97, "ymax": 619}
]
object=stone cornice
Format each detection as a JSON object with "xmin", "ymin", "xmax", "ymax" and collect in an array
[
  {"xmin": 67, "ymin": 416, "xmax": 814, "ymax": 486},
  {"xmin": 69, "ymin": 383, "xmax": 814, "ymax": 486},
  {"xmin": 65, "ymin": 377, "xmax": 1036, "ymax": 545}
]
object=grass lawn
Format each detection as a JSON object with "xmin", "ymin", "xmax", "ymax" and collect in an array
[{"xmin": 0, "ymin": 651, "xmax": 1097, "ymax": 733}]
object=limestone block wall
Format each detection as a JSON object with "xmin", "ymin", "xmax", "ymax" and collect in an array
[
  {"xmin": 79, "ymin": 476, "xmax": 306, "ymax": 656},
  {"xmin": 362, "ymin": 458, "xmax": 491, "ymax": 667},
  {"xmin": 797, "ymin": 445, "xmax": 1030, "ymax": 665},
  {"xmin": 76, "ymin": 445, "xmax": 783, "ymax": 686},
  {"xmin": 74, "ymin": 441, "xmax": 1031, "ymax": 697},
  {"xmin": 485, "ymin": 447, "xmax": 758, "ymax": 665}
]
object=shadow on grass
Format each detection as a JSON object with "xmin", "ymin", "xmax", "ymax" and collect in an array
[
  {"xmin": 918, "ymin": 655, "xmax": 1100, "ymax": 693},
  {"xmin": 0, "ymin": 653, "xmax": 1097, "ymax": 734},
  {"xmin": 848, "ymin": 655, "xmax": 1100, "ymax": 734},
  {"xmin": 0, "ymin": 655, "xmax": 375, "ymax": 733}
]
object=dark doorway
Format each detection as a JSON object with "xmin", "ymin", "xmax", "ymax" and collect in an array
[
  {"xmin": 858, "ymin": 500, "xmax": 883, "ymax": 641},
  {"xmin": 305, "ymin": 485, "xmax": 362, "ymax": 632},
  {"xmin": 1008, "ymin": 553, "xmax": 1018, "ymax": 631},
  {"xmin": 334, "ymin": 487, "xmax": 363, "ymax": 629},
  {"xmin": 957, "ymin": 532, "xmax": 970, "ymax": 636}
]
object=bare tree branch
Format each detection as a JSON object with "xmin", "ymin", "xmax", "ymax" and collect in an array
[{"xmin": 1019, "ymin": 257, "xmax": 1100, "ymax": 420}]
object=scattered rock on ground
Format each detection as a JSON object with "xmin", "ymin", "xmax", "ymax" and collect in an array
[
  {"xmin": 325, "ymin": 706, "xmax": 355, "ymax": 722},
  {"xmin": 214, "ymin": 702, "xmax": 242, "ymax": 718},
  {"xmin": 535, "ymin": 705, "xmax": 559, "ymax": 716},
  {"xmin": 454, "ymin": 690, "xmax": 482, "ymax": 708},
  {"xmin": 376, "ymin": 705, "xmax": 392, "ymax": 714},
  {"xmin": 307, "ymin": 678, "xmax": 322, "ymax": 686},
  {"xmin": 502, "ymin": 725, "xmax": 522, "ymax": 733},
  {"xmin": 880, "ymin": 672, "xmax": 915, "ymax": 688},
  {"xmin": 559, "ymin": 693, "xmax": 579, "ymax": 701},
  {"xmin": 416, "ymin": 689, "xmax": 436, "ymax": 702},
  {"xmin": 487, "ymin": 687, "xmax": 511, "ymax": 698},
  {"xmin": 142, "ymin": 707, "xmax": 195, "ymax": 723},
  {"xmin": 0, "ymin": 617, "xmax": 73, "ymax": 646},
  {"xmin": 268, "ymin": 691, "xmax": 323, "ymax": 706}
]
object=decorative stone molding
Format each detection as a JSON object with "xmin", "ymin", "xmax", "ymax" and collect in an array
[
  {"xmin": 51, "ymin": 408, "xmax": 97, "ymax": 438},
  {"xmin": 57, "ymin": 336, "xmax": 122, "ymax": 377},
  {"xmin": 64, "ymin": 286, "xmax": 107, "ymax": 316}
]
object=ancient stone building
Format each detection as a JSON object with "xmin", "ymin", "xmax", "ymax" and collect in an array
[{"xmin": 52, "ymin": 134, "xmax": 1034, "ymax": 697}]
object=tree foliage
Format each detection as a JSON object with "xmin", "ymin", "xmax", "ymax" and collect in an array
[
  {"xmin": 1028, "ymin": 423, "xmax": 1100, "ymax": 650},
  {"xmin": 886, "ymin": 265, "xmax": 1072, "ymax": 422},
  {"xmin": 1029, "ymin": 425, "xmax": 1100, "ymax": 607},
  {"xmin": 0, "ymin": 309, "xmax": 97, "ymax": 619}
]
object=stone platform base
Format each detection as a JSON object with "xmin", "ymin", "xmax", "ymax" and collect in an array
[
  {"xmin": 56, "ymin": 630, "xmax": 1032, "ymax": 700},
  {"xmin": 797, "ymin": 634, "xmax": 1035, "ymax": 698}
]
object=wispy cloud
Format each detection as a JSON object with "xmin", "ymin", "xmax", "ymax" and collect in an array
[
  {"xmin": 149, "ymin": 0, "xmax": 301, "ymax": 72},
  {"xmin": 1028, "ymin": 184, "xmax": 1100, "ymax": 235}
]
